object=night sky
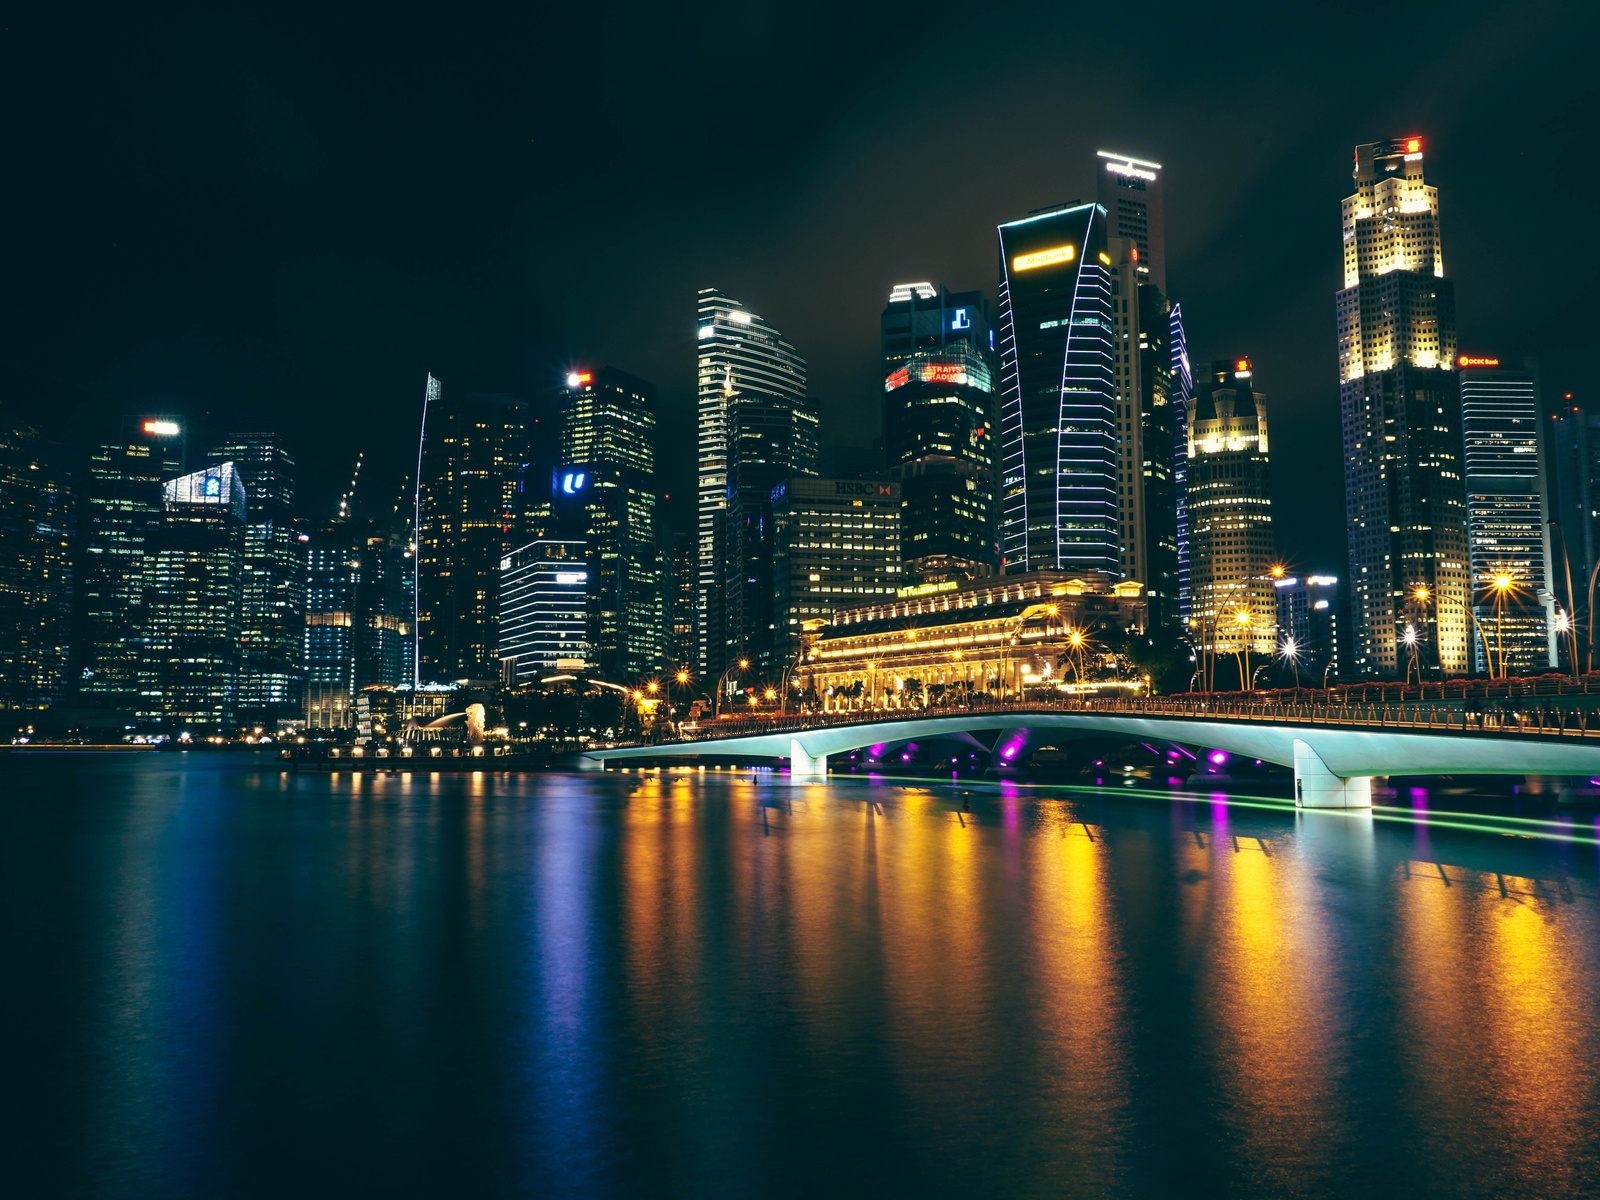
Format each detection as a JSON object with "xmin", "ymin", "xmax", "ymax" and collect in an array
[{"xmin": 6, "ymin": 1, "xmax": 1597, "ymax": 573}]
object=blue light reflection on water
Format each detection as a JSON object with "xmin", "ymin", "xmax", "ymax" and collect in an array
[{"xmin": 4, "ymin": 752, "xmax": 1600, "ymax": 1199}]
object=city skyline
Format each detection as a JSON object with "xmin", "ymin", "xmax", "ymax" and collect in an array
[{"xmin": 5, "ymin": 3, "xmax": 1592, "ymax": 583}]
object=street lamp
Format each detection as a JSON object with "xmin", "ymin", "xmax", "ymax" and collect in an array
[
  {"xmin": 1402, "ymin": 623, "xmax": 1419, "ymax": 685},
  {"xmin": 1280, "ymin": 635, "xmax": 1300, "ymax": 689},
  {"xmin": 713, "ymin": 658, "xmax": 750, "ymax": 718},
  {"xmin": 1233, "ymin": 608, "xmax": 1253, "ymax": 691},
  {"xmin": 1490, "ymin": 570, "xmax": 1515, "ymax": 680}
]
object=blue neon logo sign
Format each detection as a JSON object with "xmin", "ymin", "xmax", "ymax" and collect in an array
[
  {"xmin": 561, "ymin": 471, "xmax": 587, "ymax": 494},
  {"xmin": 951, "ymin": 309, "xmax": 970, "ymax": 331}
]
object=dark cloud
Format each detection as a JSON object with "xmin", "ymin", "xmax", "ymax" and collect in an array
[{"xmin": 5, "ymin": 0, "xmax": 1596, "ymax": 565}]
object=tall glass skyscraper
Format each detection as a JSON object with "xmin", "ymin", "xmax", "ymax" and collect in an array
[
  {"xmin": 138, "ymin": 462, "xmax": 247, "ymax": 731},
  {"xmin": 881, "ymin": 284, "xmax": 997, "ymax": 582},
  {"xmin": 695, "ymin": 289, "xmax": 816, "ymax": 672},
  {"xmin": 1338, "ymin": 136, "xmax": 1469, "ymax": 678},
  {"xmin": 1171, "ymin": 304, "xmax": 1194, "ymax": 620},
  {"xmin": 1096, "ymin": 151, "xmax": 1166, "ymax": 294},
  {"xmin": 994, "ymin": 203, "xmax": 1118, "ymax": 576},
  {"xmin": 1460, "ymin": 359, "xmax": 1555, "ymax": 673},
  {"xmin": 0, "ymin": 424, "xmax": 75, "ymax": 708},
  {"xmin": 74, "ymin": 415, "xmax": 186, "ymax": 714},
  {"xmin": 205, "ymin": 432, "xmax": 303, "ymax": 726},
  {"xmin": 415, "ymin": 381, "xmax": 527, "ymax": 683},
  {"xmin": 558, "ymin": 366, "xmax": 659, "ymax": 678}
]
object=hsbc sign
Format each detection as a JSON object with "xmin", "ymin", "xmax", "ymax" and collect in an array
[{"xmin": 834, "ymin": 481, "xmax": 897, "ymax": 497}]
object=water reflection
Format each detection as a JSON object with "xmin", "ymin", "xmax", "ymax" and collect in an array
[{"xmin": 5, "ymin": 756, "xmax": 1599, "ymax": 1198}]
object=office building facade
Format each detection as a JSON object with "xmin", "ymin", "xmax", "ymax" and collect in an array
[
  {"xmin": 696, "ymin": 289, "xmax": 817, "ymax": 673},
  {"xmin": 499, "ymin": 539, "xmax": 588, "ymax": 684},
  {"xmin": 1186, "ymin": 360, "xmax": 1276, "ymax": 669},
  {"xmin": 882, "ymin": 341, "xmax": 996, "ymax": 581},
  {"xmin": 415, "ymin": 382, "xmax": 526, "ymax": 683},
  {"xmin": 558, "ymin": 367, "xmax": 659, "ymax": 678},
  {"xmin": 0, "ymin": 425, "xmax": 75, "ymax": 709},
  {"xmin": 1460, "ymin": 359, "xmax": 1555, "ymax": 673},
  {"xmin": 772, "ymin": 475, "xmax": 901, "ymax": 664},
  {"xmin": 205, "ymin": 432, "xmax": 304, "ymax": 725},
  {"xmin": 137, "ymin": 463, "xmax": 246, "ymax": 730},
  {"xmin": 1096, "ymin": 151, "xmax": 1167, "ymax": 294},
  {"xmin": 74, "ymin": 415, "xmax": 186, "ymax": 712},
  {"xmin": 1105, "ymin": 232, "xmax": 1178, "ymax": 628},
  {"xmin": 994, "ymin": 203, "xmax": 1119, "ymax": 577},
  {"xmin": 303, "ymin": 521, "xmax": 359, "ymax": 729},
  {"xmin": 1274, "ymin": 574, "xmax": 1341, "ymax": 685},
  {"xmin": 1171, "ymin": 303, "xmax": 1195, "ymax": 621},
  {"xmin": 1338, "ymin": 137, "xmax": 1469, "ymax": 677},
  {"xmin": 1547, "ymin": 400, "xmax": 1600, "ymax": 597}
]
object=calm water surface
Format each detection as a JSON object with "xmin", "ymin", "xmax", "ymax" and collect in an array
[{"xmin": 4, "ymin": 752, "xmax": 1599, "ymax": 1198}]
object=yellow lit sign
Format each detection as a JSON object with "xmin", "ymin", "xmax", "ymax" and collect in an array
[
  {"xmin": 895, "ymin": 580, "xmax": 959, "ymax": 599},
  {"xmin": 1013, "ymin": 245, "xmax": 1075, "ymax": 271}
]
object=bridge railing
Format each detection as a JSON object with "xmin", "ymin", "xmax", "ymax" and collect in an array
[{"xmin": 625, "ymin": 694, "xmax": 1600, "ymax": 749}]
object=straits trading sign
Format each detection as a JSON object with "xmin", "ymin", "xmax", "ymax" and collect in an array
[{"xmin": 885, "ymin": 361, "xmax": 976, "ymax": 392}]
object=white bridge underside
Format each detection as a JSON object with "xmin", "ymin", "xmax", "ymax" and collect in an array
[{"xmin": 579, "ymin": 714, "xmax": 1600, "ymax": 809}]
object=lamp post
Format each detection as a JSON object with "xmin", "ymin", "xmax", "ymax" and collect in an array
[
  {"xmin": 1490, "ymin": 571, "xmax": 1514, "ymax": 680},
  {"xmin": 1402, "ymin": 623, "xmax": 1419, "ymax": 685},
  {"xmin": 1549, "ymin": 521, "xmax": 1581, "ymax": 679},
  {"xmin": 712, "ymin": 658, "xmax": 749, "ymax": 718},
  {"xmin": 1233, "ymin": 608, "xmax": 1253, "ymax": 691}
]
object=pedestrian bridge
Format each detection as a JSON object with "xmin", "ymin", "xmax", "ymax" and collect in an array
[{"xmin": 577, "ymin": 698, "xmax": 1600, "ymax": 808}]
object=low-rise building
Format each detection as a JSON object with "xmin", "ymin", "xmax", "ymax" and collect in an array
[{"xmin": 799, "ymin": 571, "xmax": 1145, "ymax": 709}]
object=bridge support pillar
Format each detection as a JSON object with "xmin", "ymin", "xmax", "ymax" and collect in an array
[
  {"xmin": 789, "ymin": 739, "xmax": 827, "ymax": 778},
  {"xmin": 577, "ymin": 755, "xmax": 605, "ymax": 772},
  {"xmin": 1293, "ymin": 739, "xmax": 1371, "ymax": 808}
]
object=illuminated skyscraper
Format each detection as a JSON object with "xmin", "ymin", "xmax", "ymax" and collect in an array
[
  {"xmin": 204, "ymin": 432, "xmax": 303, "ymax": 725},
  {"xmin": 415, "ymin": 380, "xmax": 526, "ymax": 682},
  {"xmin": 1459, "ymin": 358, "xmax": 1555, "ymax": 673},
  {"xmin": 0, "ymin": 425, "xmax": 75, "ymax": 709},
  {"xmin": 1186, "ymin": 360, "xmax": 1275, "ymax": 676},
  {"xmin": 1171, "ymin": 304, "xmax": 1195, "ymax": 619},
  {"xmin": 696, "ymin": 289, "xmax": 816, "ymax": 672},
  {"xmin": 74, "ymin": 415, "xmax": 185, "ymax": 714},
  {"xmin": 881, "ymin": 284, "xmax": 997, "ymax": 582},
  {"xmin": 1547, "ymin": 400, "xmax": 1600, "ymax": 595},
  {"xmin": 1338, "ymin": 136, "xmax": 1468, "ymax": 677},
  {"xmin": 994, "ymin": 203, "xmax": 1119, "ymax": 577},
  {"xmin": 1096, "ymin": 151, "xmax": 1166, "ymax": 294},
  {"xmin": 499, "ymin": 538, "xmax": 588, "ymax": 684},
  {"xmin": 558, "ymin": 367, "xmax": 659, "ymax": 677},
  {"xmin": 137, "ymin": 463, "xmax": 246, "ymax": 730},
  {"xmin": 1104, "ymin": 230, "xmax": 1178, "ymax": 627}
]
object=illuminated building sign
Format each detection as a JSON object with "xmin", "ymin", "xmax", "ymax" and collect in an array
[
  {"xmin": 1457, "ymin": 356, "xmax": 1501, "ymax": 368},
  {"xmin": 554, "ymin": 572, "xmax": 586, "ymax": 585},
  {"xmin": 950, "ymin": 308, "xmax": 970, "ymax": 330},
  {"xmin": 1235, "ymin": 358, "xmax": 1251, "ymax": 373},
  {"xmin": 1104, "ymin": 161, "xmax": 1157, "ymax": 181},
  {"xmin": 142, "ymin": 420, "xmax": 180, "ymax": 436},
  {"xmin": 895, "ymin": 580, "xmax": 959, "ymax": 599},
  {"xmin": 884, "ymin": 361, "xmax": 976, "ymax": 392},
  {"xmin": 1013, "ymin": 244, "xmax": 1075, "ymax": 271},
  {"xmin": 834, "ymin": 481, "xmax": 896, "ymax": 497},
  {"xmin": 1405, "ymin": 138, "xmax": 1421, "ymax": 153},
  {"xmin": 560, "ymin": 471, "xmax": 587, "ymax": 494},
  {"xmin": 565, "ymin": 372, "xmax": 593, "ymax": 388}
]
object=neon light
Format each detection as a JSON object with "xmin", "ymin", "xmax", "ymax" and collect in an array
[
  {"xmin": 1104, "ymin": 161, "xmax": 1157, "ymax": 181},
  {"xmin": 921, "ymin": 363, "xmax": 965, "ymax": 383},
  {"xmin": 1097, "ymin": 150, "xmax": 1162, "ymax": 170},
  {"xmin": 1235, "ymin": 359, "xmax": 1250, "ymax": 372},
  {"xmin": 142, "ymin": 420, "xmax": 180, "ymax": 436},
  {"xmin": 554, "ymin": 572, "xmax": 586, "ymax": 585},
  {"xmin": 566, "ymin": 372, "xmax": 592, "ymax": 388},
  {"xmin": 1405, "ymin": 138, "xmax": 1421, "ymax": 153},
  {"xmin": 951, "ymin": 309, "xmax": 970, "ymax": 330},
  {"xmin": 884, "ymin": 367, "xmax": 910, "ymax": 392},
  {"xmin": 1013, "ymin": 244, "xmax": 1075, "ymax": 271},
  {"xmin": 1457, "ymin": 356, "xmax": 1500, "ymax": 367}
]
